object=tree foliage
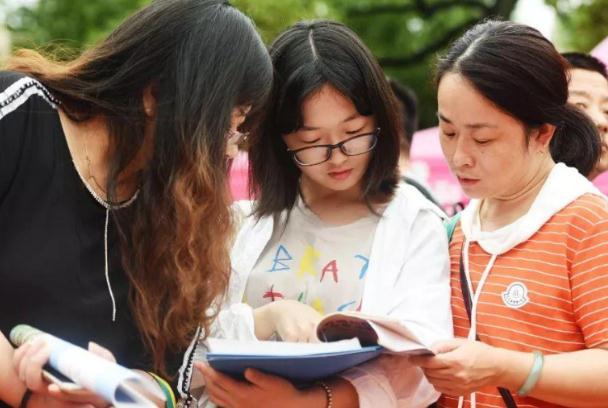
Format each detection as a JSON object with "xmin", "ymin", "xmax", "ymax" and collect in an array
[
  {"xmin": 547, "ymin": 0, "xmax": 608, "ymax": 53},
  {"xmin": 334, "ymin": 0, "xmax": 518, "ymax": 127},
  {"xmin": 4, "ymin": 0, "xmax": 146, "ymax": 53},
  {"xmin": 3, "ymin": 0, "xmax": 606, "ymax": 127},
  {"xmin": 231, "ymin": 0, "xmax": 336, "ymax": 43}
]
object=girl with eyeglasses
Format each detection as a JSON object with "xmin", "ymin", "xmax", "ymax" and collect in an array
[{"xmin": 195, "ymin": 20, "xmax": 453, "ymax": 408}]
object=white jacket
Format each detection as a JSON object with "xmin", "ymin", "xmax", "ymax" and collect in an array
[{"xmin": 193, "ymin": 183, "xmax": 453, "ymax": 407}]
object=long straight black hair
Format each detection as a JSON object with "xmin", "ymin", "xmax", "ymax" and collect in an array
[
  {"xmin": 249, "ymin": 20, "xmax": 402, "ymax": 218},
  {"xmin": 436, "ymin": 20, "xmax": 601, "ymax": 177},
  {"xmin": 7, "ymin": 0, "xmax": 273, "ymax": 376}
]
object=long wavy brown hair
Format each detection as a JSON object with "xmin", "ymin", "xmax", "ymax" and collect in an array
[{"xmin": 5, "ymin": 0, "xmax": 272, "ymax": 376}]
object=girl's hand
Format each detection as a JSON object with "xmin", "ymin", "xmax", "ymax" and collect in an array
[
  {"xmin": 259, "ymin": 300, "xmax": 323, "ymax": 342},
  {"xmin": 13, "ymin": 339, "xmax": 115, "ymax": 407},
  {"xmin": 410, "ymin": 338, "xmax": 508, "ymax": 396},
  {"xmin": 196, "ymin": 362, "xmax": 320, "ymax": 408}
]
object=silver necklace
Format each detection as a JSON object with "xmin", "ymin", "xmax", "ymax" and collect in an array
[{"xmin": 71, "ymin": 146, "xmax": 139, "ymax": 322}]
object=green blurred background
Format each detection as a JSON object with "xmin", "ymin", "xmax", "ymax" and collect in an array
[{"xmin": 1, "ymin": 0, "xmax": 607, "ymax": 129}]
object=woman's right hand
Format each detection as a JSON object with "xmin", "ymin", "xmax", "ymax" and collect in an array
[
  {"xmin": 255, "ymin": 300, "xmax": 323, "ymax": 342},
  {"xmin": 25, "ymin": 392, "xmax": 98, "ymax": 408}
]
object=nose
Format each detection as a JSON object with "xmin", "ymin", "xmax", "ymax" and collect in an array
[
  {"xmin": 450, "ymin": 135, "xmax": 474, "ymax": 169},
  {"xmin": 587, "ymin": 106, "xmax": 608, "ymax": 136},
  {"xmin": 597, "ymin": 117, "xmax": 608, "ymax": 138},
  {"xmin": 328, "ymin": 145, "xmax": 348, "ymax": 165}
]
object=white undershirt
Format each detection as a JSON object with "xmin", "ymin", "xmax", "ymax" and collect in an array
[{"xmin": 244, "ymin": 197, "xmax": 380, "ymax": 315}]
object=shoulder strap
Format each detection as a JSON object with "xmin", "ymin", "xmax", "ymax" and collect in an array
[
  {"xmin": 444, "ymin": 212, "xmax": 462, "ymax": 242},
  {"xmin": 458, "ymin": 249, "xmax": 518, "ymax": 408}
]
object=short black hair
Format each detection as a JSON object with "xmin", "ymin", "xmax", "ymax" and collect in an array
[
  {"xmin": 249, "ymin": 20, "xmax": 402, "ymax": 217},
  {"xmin": 389, "ymin": 78, "xmax": 418, "ymax": 148},
  {"xmin": 562, "ymin": 52, "xmax": 608, "ymax": 79}
]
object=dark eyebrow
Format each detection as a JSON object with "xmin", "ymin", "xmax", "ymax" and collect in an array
[
  {"xmin": 569, "ymin": 90, "xmax": 608, "ymax": 103},
  {"xmin": 301, "ymin": 112, "xmax": 362, "ymax": 131},
  {"xmin": 437, "ymin": 111, "xmax": 497, "ymax": 129},
  {"xmin": 437, "ymin": 112, "xmax": 451, "ymax": 124}
]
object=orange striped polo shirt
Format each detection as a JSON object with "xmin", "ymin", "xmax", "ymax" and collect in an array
[{"xmin": 439, "ymin": 194, "xmax": 608, "ymax": 408}]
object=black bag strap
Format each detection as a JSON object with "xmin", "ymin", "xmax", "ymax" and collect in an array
[{"xmin": 459, "ymin": 248, "xmax": 518, "ymax": 408}]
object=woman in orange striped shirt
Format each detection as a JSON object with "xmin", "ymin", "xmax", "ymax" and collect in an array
[{"xmin": 411, "ymin": 20, "xmax": 608, "ymax": 408}]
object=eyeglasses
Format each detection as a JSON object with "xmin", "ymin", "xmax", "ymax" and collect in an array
[
  {"xmin": 287, "ymin": 128, "xmax": 380, "ymax": 166},
  {"xmin": 227, "ymin": 130, "xmax": 249, "ymax": 146}
]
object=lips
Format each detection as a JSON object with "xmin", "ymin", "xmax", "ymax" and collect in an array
[
  {"xmin": 457, "ymin": 176, "xmax": 480, "ymax": 185},
  {"xmin": 328, "ymin": 169, "xmax": 353, "ymax": 180}
]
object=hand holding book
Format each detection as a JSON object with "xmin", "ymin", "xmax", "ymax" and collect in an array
[
  {"xmin": 13, "ymin": 338, "xmax": 117, "ymax": 408},
  {"xmin": 10, "ymin": 325, "xmax": 166, "ymax": 408}
]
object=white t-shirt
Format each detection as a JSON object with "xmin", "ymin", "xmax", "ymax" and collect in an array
[{"xmin": 243, "ymin": 197, "xmax": 380, "ymax": 315}]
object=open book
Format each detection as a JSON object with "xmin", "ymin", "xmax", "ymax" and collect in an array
[
  {"xmin": 206, "ymin": 337, "xmax": 381, "ymax": 382},
  {"xmin": 205, "ymin": 312, "xmax": 432, "ymax": 382}
]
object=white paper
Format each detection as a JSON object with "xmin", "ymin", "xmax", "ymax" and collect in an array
[
  {"xmin": 44, "ymin": 334, "xmax": 165, "ymax": 407},
  {"xmin": 207, "ymin": 337, "xmax": 362, "ymax": 356}
]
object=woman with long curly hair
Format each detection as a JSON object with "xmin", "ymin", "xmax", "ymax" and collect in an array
[{"xmin": 0, "ymin": 0, "xmax": 272, "ymax": 407}]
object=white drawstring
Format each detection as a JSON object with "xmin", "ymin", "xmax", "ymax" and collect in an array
[
  {"xmin": 103, "ymin": 207, "xmax": 117, "ymax": 322},
  {"xmin": 69, "ymin": 151, "xmax": 139, "ymax": 323},
  {"xmin": 458, "ymin": 238, "xmax": 498, "ymax": 408}
]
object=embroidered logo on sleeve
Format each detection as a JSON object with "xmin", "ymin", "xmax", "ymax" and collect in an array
[{"xmin": 502, "ymin": 282, "xmax": 529, "ymax": 309}]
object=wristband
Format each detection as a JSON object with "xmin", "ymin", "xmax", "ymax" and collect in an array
[
  {"xmin": 315, "ymin": 381, "xmax": 333, "ymax": 408},
  {"xmin": 517, "ymin": 350, "xmax": 544, "ymax": 396},
  {"xmin": 148, "ymin": 372, "xmax": 176, "ymax": 408},
  {"xmin": 19, "ymin": 389, "xmax": 33, "ymax": 408}
]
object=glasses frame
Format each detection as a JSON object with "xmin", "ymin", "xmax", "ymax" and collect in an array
[{"xmin": 287, "ymin": 127, "xmax": 380, "ymax": 166}]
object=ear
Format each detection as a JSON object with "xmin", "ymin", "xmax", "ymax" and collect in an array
[
  {"xmin": 534, "ymin": 123, "xmax": 557, "ymax": 150},
  {"xmin": 142, "ymin": 84, "xmax": 158, "ymax": 118}
]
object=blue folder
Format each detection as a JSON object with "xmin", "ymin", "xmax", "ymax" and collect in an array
[{"xmin": 206, "ymin": 345, "xmax": 383, "ymax": 383}]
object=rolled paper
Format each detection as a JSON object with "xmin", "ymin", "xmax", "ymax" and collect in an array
[{"xmin": 10, "ymin": 324, "xmax": 165, "ymax": 408}]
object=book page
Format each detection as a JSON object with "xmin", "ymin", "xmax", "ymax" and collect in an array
[
  {"xmin": 366, "ymin": 321, "xmax": 432, "ymax": 355},
  {"xmin": 316, "ymin": 316, "xmax": 379, "ymax": 345},
  {"xmin": 317, "ymin": 312, "xmax": 433, "ymax": 354},
  {"xmin": 207, "ymin": 337, "xmax": 362, "ymax": 356}
]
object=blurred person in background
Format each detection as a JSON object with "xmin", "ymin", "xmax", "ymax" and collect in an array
[
  {"xmin": 562, "ymin": 52, "xmax": 608, "ymax": 180},
  {"xmin": 390, "ymin": 78, "xmax": 440, "ymax": 207}
]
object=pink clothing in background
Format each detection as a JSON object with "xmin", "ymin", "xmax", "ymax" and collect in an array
[
  {"xmin": 592, "ymin": 36, "xmax": 608, "ymax": 67},
  {"xmin": 408, "ymin": 126, "xmax": 467, "ymax": 213},
  {"xmin": 229, "ymin": 151, "xmax": 250, "ymax": 201},
  {"xmin": 593, "ymin": 172, "xmax": 608, "ymax": 195}
]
